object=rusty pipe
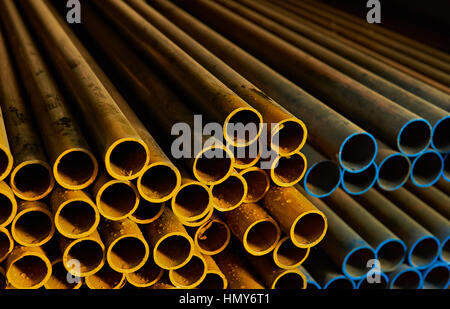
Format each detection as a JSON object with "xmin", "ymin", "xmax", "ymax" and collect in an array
[
  {"xmin": 301, "ymin": 143, "xmax": 341, "ymax": 198},
  {"xmin": 50, "ymin": 187, "xmax": 100, "ymax": 239},
  {"xmin": 101, "ymin": 219, "xmax": 150, "ymax": 274},
  {"xmin": 0, "ymin": 227, "xmax": 13, "ymax": 263},
  {"xmin": 0, "ymin": 0, "xmax": 98, "ymax": 190},
  {"xmin": 210, "ymin": 170, "xmax": 248, "ymax": 212},
  {"xmin": 0, "ymin": 181, "xmax": 17, "ymax": 228},
  {"xmin": 403, "ymin": 185, "xmax": 450, "ymax": 220},
  {"xmin": 196, "ymin": 255, "xmax": 227, "ymax": 289},
  {"xmin": 129, "ymin": 200, "xmax": 165, "ymax": 225},
  {"xmin": 148, "ymin": 0, "xmax": 377, "ymax": 173},
  {"xmin": 126, "ymin": 0, "xmax": 307, "ymax": 156},
  {"xmin": 222, "ymin": 203, "xmax": 281, "ymax": 256},
  {"xmin": 85, "ymin": 263, "xmax": 126, "ymax": 289},
  {"xmin": 263, "ymin": 186, "xmax": 327, "ymax": 248},
  {"xmin": 11, "ymin": 201, "xmax": 54, "ymax": 247},
  {"xmin": 273, "ymin": 236, "xmax": 310, "ymax": 270},
  {"xmin": 126, "ymin": 255, "xmax": 164, "ymax": 288},
  {"xmin": 239, "ymin": 167, "xmax": 270, "ymax": 203},
  {"xmin": 92, "ymin": 0, "xmax": 263, "ymax": 148},
  {"xmin": 193, "ymin": 214, "xmax": 231, "ymax": 256},
  {"xmin": 0, "ymin": 25, "xmax": 54, "ymax": 199},
  {"xmin": 354, "ymin": 189, "xmax": 440, "ymax": 269},
  {"xmin": 168, "ymin": 250, "xmax": 207, "ymax": 289},
  {"xmin": 177, "ymin": 206, "xmax": 214, "ymax": 228},
  {"xmin": 44, "ymin": 258, "xmax": 83, "ymax": 290},
  {"xmin": 323, "ymin": 188, "xmax": 406, "ymax": 272},
  {"xmin": 270, "ymin": 152, "xmax": 307, "ymax": 187}
]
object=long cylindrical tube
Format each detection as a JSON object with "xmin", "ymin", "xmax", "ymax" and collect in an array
[
  {"xmin": 388, "ymin": 264, "xmax": 423, "ymax": 289},
  {"xmin": 410, "ymin": 150, "xmax": 444, "ymax": 187},
  {"xmin": 0, "ymin": 107, "xmax": 12, "ymax": 182},
  {"xmin": 6, "ymin": 246, "xmax": 52, "ymax": 289},
  {"xmin": 238, "ymin": 0, "xmax": 450, "ymax": 109},
  {"xmin": 168, "ymin": 250, "xmax": 207, "ymax": 289},
  {"xmin": 422, "ymin": 262, "xmax": 450, "ymax": 289},
  {"xmin": 212, "ymin": 246, "xmax": 264, "ymax": 289},
  {"xmin": 302, "ymin": 191, "xmax": 376, "ymax": 279},
  {"xmin": 225, "ymin": 0, "xmax": 449, "ymax": 154},
  {"xmin": 149, "ymin": 0, "xmax": 377, "ymax": 173},
  {"xmin": 301, "ymin": 143, "xmax": 341, "ymax": 198},
  {"xmin": 0, "ymin": 25, "xmax": 54, "ymax": 200},
  {"xmin": 375, "ymin": 141, "xmax": 412, "ymax": 191},
  {"xmin": 210, "ymin": 170, "xmax": 248, "ymax": 212},
  {"xmin": 171, "ymin": 177, "xmax": 212, "ymax": 222},
  {"xmin": 44, "ymin": 258, "xmax": 83, "ymax": 290},
  {"xmin": 222, "ymin": 203, "xmax": 280, "ymax": 256},
  {"xmin": 92, "ymin": 0, "xmax": 263, "ymax": 148},
  {"xmin": 101, "ymin": 219, "xmax": 150, "ymax": 274},
  {"xmin": 74, "ymin": 3, "xmax": 234, "ymax": 186},
  {"xmin": 277, "ymin": 0, "xmax": 450, "ymax": 87},
  {"xmin": 194, "ymin": 215, "xmax": 231, "ymax": 256},
  {"xmin": 51, "ymin": 187, "xmax": 100, "ymax": 239},
  {"xmin": 323, "ymin": 188, "xmax": 406, "ymax": 272},
  {"xmin": 19, "ymin": 0, "xmax": 150, "ymax": 181},
  {"xmin": 270, "ymin": 151, "xmax": 307, "ymax": 187},
  {"xmin": 126, "ymin": 255, "xmax": 164, "ymax": 288},
  {"xmin": 85, "ymin": 263, "xmax": 126, "ymax": 290},
  {"xmin": 382, "ymin": 187, "xmax": 450, "ymax": 264},
  {"xmin": 404, "ymin": 185, "xmax": 450, "ymax": 220},
  {"xmin": 0, "ymin": 227, "xmax": 14, "ymax": 263},
  {"xmin": 128, "ymin": 200, "xmax": 165, "ymax": 225},
  {"xmin": 126, "ymin": 0, "xmax": 307, "ymax": 157},
  {"xmin": 436, "ymin": 178, "xmax": 450, "ymax": 196},
  {"xmin": 11, "ymin": 201, "xmax": 54, "ymax": 247},
  {"xmin": 341, "ymin": 162, "xmax": 377, "ymax": 196},
  {"xmin": 354, "ymin": 189, "xmax": 440, "ymax": 269},
  {"xmin": 60, "ymin": 230, "xmax": 105, "ymax": 277},
  {"xmin": 263, "ymin": 186, "xmax": 327, "ymax": 248},
  {"xmin": 302, "ymin": 248, "xmax": 355, "ymax": 289},
  {"xmin": 174, "ymin": 0, "xmax": 432, "ymax": 157},
  {"xmin": 196, "ymin": 255, "xmax": 228, "ymax": 289},
  {"xmin": 0, "ymin": 266, "xmax": 6, "ymax": 289},
  {"xmin": 239, "ymin": 167, "xmax": 270, "ymax": 203},
  {"xmin": 0, "ymin": 181, "xmax": 17, "ymax": 228},
  {"xmin": 273, "ymin": 236, "xmax": 310, "ymax": 270},
  {"xmin": 0, "ymin": 0, "xmax": 98, "ymax": 190},
  {"xmin": 143, "ymin": 208, "xmax": 194, "ymax": 270}
]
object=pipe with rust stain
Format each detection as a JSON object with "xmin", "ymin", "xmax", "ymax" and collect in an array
[
  {"xmin": 273, "ymin": 236, "xmax": 310, "ymax": 270},
  {"xmin": 239, "ymin": 167, "xmax": 270, "ymax": 203},
  {"xmin": 196, "ymin": 254, "xmax": 228, "ymax": 289},
  {"xmin": 193, "ymin": 214, "xmax": 231, "ymax": 256},
  {"xmin": 0, "ymin": 181, "xmax": 17, "ymax": 228},
  {"xmin": 210, "ymin": 170, "xmax": 248, "ymax": 212},
  {"xmin": 85, "ymin": 263, "xmax": 126, "ymax": 289},
  {"xmin": 129, "ymin": 201, "xmax": 165, "ymax": 225},
  {"xmin": 126, "ymin": 254, "xmax": 164, "ymax": 288},
  {"xmin": 0, "ymin": 227, "xmax": 14, "ymax": 263},
  {"xmin": 168, "ymin": 249, "xmax": 207, "ymax": 289}
]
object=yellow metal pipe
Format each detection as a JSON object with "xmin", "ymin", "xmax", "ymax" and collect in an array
[
  {"xmin": 240, "ymin": 167, "xmax": 270, "ymax": 203},
  {"xmin": 228, "ymin": 143, "xmax": 261, "ymax": 170},
  {"xmin": 194, "ymin": 214, "xmax": 231, "ymax": 256},
  {"xmin": 196, "ymin": 254, "xmax": 228, "ymax": 289},
  {"xmin": 177, "ymin": 205, "xmax": 214, "ymax": 228},
  {"xmin": 273, "ymin": 236, "xmax": 310, "ymax": 270},
  {"xmin": 168, "ymin": 250, "xmax": 207, "ymax": 289},
  {"xmin": 210, "ymin": 170, "xmax": 248, "ymax": 212},
  {"xmin": 0, "ymin": 227, "xmax": 14, "ymax": 263},
  {"xmin": 85, "ymin": 263, "xmax": 126, "ymax": 290},
  {"xmin": 128, "ymin": 201, "xmax": 165, "ymax": 225},
  {"xmin": 44, "ymin": 258, "xmax": 83, "ymax": 289},
  {"xmin": 126, "ymin": 255, "xmax": 164, "ymax": 288},
  {"xmin": 270, "ymin": 152, "xmax": 307, "ymax": 187},
  {"xmin": 0, "ymin": 181, "xmax": 17, "ymax": 228},
  {"xmin": 11, "ymin": 201, "xmax": 54, "ymax": 247}
]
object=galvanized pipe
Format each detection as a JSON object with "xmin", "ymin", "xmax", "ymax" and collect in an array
[
  {"xmin": 149, "ymin": 0, "xmax": 377, "ymax": 173},
  {"xmin": 323, "ymin": 188, "xmax": 406, "ymax": 272}
]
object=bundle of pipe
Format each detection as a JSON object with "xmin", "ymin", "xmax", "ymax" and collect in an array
[{"xmin": 0, "ymin": 0, "xmax": 448, "ymax": 290}]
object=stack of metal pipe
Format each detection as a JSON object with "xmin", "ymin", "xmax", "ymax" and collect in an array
[{"xmin": 0, "ymin": 0, "xmax": 448, "ymax": 290}]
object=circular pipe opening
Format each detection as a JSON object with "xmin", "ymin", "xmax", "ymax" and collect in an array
[
  {"xmin": 343, "ymin": 247, "xmax": 376, "ymax": 279},
  {"xmin": 245, "ymin": 220, "xmax": 279, "ymax": 255},
  {"xmin": 271, "ymin": 152, "xmax": 307, "ymax": 186},
  {"xmin": 129, "ymin": 201, "xmax": 164, "ymax": 224},
  {"xmin": 194, "ymin": 148, "xmax": 233, "ymax": 184},
  {"xmin": 241, "ymin": 168, "xmax": 270, "ymax": 202},
  {"xmin": 211, "ymin": 174, "xmax": 246, "ymax": 211},
  {"xmin": 173, "ymin": 183, "xmax": 210, "ymax": 220},
  {"xmin": 339, "ymin": 133, "xmax": 377, "ymax": 172},
  {"xmin": 391, "ymin": 269, "xmax": 422, "ymax": 289},
  {"xmin": 108, "ymin": 236, "xmax": 148, "ymax": 272},
  {"xmin": 98, "ymin": 182, "xmax": 138, "ymax": 220},
  {"xmin": 138, "ymin": 164, "xmax": 179, "ymax": 202},
  {"xmin": 271, "ymin": 120, "xmax": 306, "ymax": 156},
  {"xmin": 0, "ymin": 193, "xmax": 15, "ymax": 226},
  {"xmin": 196, "ymin": 220, "xmax": 230, "ymax": 254},
  {"xmin": 376, "ymin": 239, "xmax": 406, "ymax": 272},
  {"xmin": 377, "ymin": 154, "xmax": 411, "ymax": 191},
  {"xmin": 85, "ymin": 264, "xmax": 125, "ymax": 289},
  {"xmin": 357, "ymin": 272, "xmax": 389, "ymax": 289},
  {"xmin": 13, "ymin": 210, "xmax": 53, "ymax": 246},
  {"xmin": 342, "ymin": 162, "xmax": 377, "ymax": 195},
  {"xmin": 65, "ymin": 239, "xmax": 104, "ymax": 276},
  {"xmin": 410, "ymin": 151, "xmax": 443, "ymax": 187},
  {"xmin": 325, "ymin": 277, "xmax": 355, "ymax": 289},
  {"xmin": 225, "ymin": 108, "xmax": 262, "ymax": 147},
  {"xmin": 11, "ymin": 162, "xmax": 53, "ymax": 200},
  {"xmin": 154, "ymin": 235, "xmax": 193, "ymax": 269},
  {"xmin": 126, "ymin": 257, "xmax": 163, "ymax": 287},
  {"xmin": 107, "ymin": 140, "xmax": 148, "ymax": 179},
  {"xmin": 409, "ymin": 236, "xmax": 440, "ymax": 269},
  {"xmin": 274, "ymin": 237, "xmax": 309, "ymax": 268},
  {"xmin": 8, "ymin": 255, "xmax": 49, "ymax": 288},
  {"xmin": 292, "ymin": 212, "xmax": 327, "ymax": 248},
  {"xmin": 169, "ymin": 255, "xmax": 206, "ymax": 288},
  {"xmin": 56, "ymin": 201, "xmax": 97, "ymax": 238},
  {"xmin": 398, "ymin": 119, "xmax": 431, "ymax": 156},
  {"xmin": 55, "ymin": 150, "xmax": 97, "ymax": 189},
  {"xmin": 45, "ymin": 261, "xmax": 81, "ymax": 289},
  {"xmin": 273, "ymin": 271, "xmax": 305, "ymax": 289},
  {"xmin": 423, "ymin": 263, "xmax": 449, "ymax": 289},
  {"xmin": 197, "ymin": 272, "xmax": 227, "ymax": 289},
  {"xmin": 304, "ymin": 161, "xmax": 341, "ymax": 197},
  {"xmin": 431, "ymin": 116, "xmax": 450, "ymax": 153}
]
